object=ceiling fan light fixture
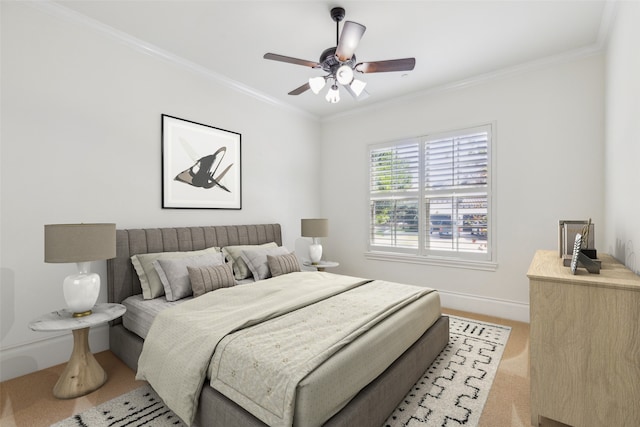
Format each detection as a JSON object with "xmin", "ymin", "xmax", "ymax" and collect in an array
[
  {"xmin": 309, "ymin": 76, "xmax": 326, "ymax": 94},
  {"xmin": 350, "ymin": 78, "xmax": 367, "ymax": 97},
  {"xmin": 335, "ymin": 65, "xmax": 354, "ymax": 85},
  {"xmin": 326, "ymin": 84, "xmax": 340, "ymax": 103},
  {"xmin": 263, "ymin": 8, "xmax": 416, "ymax": 103}
]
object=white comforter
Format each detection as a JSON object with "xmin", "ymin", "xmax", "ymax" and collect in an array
[{"xmin": 136, "ymin": 272, "xmax": 435, "ymax": 426}]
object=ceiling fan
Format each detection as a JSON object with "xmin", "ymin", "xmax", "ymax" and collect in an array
[{"xmin": 263, "ymin": 7, "xmax": 416, "ymax": 104}]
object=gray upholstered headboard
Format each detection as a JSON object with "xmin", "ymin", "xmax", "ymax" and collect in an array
[{"xmin": 106, "ymin": 224, "xmax": 282, "ymax": 309}]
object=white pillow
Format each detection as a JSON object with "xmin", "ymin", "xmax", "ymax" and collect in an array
[
  {"xmin": 222, "ymin": 242, "xmax": 277, "ymax": 279},
  {"xmin": 154, "ymin": 252, "xmax": 225, "ymax": 301},
  {"xmin": 240, "ymin": 246, "xmax": 290, "ymax": 281},
  {"xmin": 131, "ymin": 246, "xmax": 221, "ymax": 299}
]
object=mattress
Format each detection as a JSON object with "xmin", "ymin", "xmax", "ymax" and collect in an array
[
  {"xmin": 122, "ymin": 279, "xmax": 254, "ymax": 338},
  {"xmin": 288, "ymin": 289, "xmax": 440, "ymax": 426},
  {"xmin": 122, "ymin": 294, "xmax": 187, "ymax": 339},
  {"xmin": 123, "ymin": 279, "xmax": 441, "ymax": 426}
]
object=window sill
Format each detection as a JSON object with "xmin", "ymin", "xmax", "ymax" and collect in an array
[{"xmin": 364, "ymin": 251, "xmax": 498, "ymax": 272}]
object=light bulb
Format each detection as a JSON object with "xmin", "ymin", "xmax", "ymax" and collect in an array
[
  {"xmin": 349, "ymin": 78, "xmax": 367, "ymax": 97},
  {"xmin": 336, "ymin": 65, "xmax": 354, "ymax": 85},
  {"xmin": 309, "ymin": 76, "xmax": 326, "ymax": 94},
  {"xmin": 325, "ymin": 84, "xmax": 340, "ymax": 103}
]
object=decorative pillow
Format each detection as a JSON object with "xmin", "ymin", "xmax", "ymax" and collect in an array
[
  {"xmin": 240, "ymin": 246, "xmax": 290, "ymax": 281},
  {"xmin": 131, "ymin": 246, "xmax": 221, "ymax": 299},
  {"xmin": 222, "ymin": 242, "xmax": 277, "ymax": 280},
  {"xmin": 267, "ymin": 253, "xmax": 301, "ymax": 277},
  {"xmin": 154, "ymin": 253, "xmax": 225, "ymax": 301},
  {"xmin": 188, "ymin": 263, "xmax": 235, "ymax": 297}
]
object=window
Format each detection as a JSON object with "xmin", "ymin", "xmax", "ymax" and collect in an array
[{"xmin": 368, "ymin": 124, "xmax": 494, "ymax": 268}]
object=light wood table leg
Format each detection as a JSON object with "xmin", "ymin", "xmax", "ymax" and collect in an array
[{"xmin": 53, "ymin": 327, "xmax": 107, "ymax": 399}]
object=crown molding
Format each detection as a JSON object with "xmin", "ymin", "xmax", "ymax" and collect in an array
[
  {"xmin": 323, "ymin": 40, "xmax": 605, "ymax": 123},
  {"xmin": 27, "ymin": 1, "xmax": 319, "ymax": 122},
  {"xmin": 28, "ymin": 0, "xmax": 612, "ymax": 125},
  {"xmin": 323, "ymin": 1, "xmax": 615, "ymax": 123}
]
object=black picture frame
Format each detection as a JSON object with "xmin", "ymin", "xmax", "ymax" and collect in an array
[{"xmin": 161, "ymin": 115, "xmax": 241, "ymax": 209}]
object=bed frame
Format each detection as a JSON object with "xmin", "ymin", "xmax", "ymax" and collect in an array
[{"xmin": 107, "ymin": 224, "xmax": 449, "ymax": 427}]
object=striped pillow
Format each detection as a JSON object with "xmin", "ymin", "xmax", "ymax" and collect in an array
[
  {"xmin": 188, "ymin": 263, "xmax": 235, "ymax": 297},
  {"xmin": 267, "ymin": 253, "xmax": 300, "ymax": 277}
]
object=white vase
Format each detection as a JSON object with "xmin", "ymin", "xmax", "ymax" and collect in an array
[
  {"xmin": 309, "ymin": 238, "xmax": 323, "ymax": 264},
  {"xmin": 63, "ymin": 262, "xmax": 99, "ymax": 316}
]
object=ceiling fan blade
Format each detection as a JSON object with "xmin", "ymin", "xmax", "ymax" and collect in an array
[
  {"xmin": 288, "ymin": 82, "xmax": 311, "ymax": 95},
  {"xmin": 264, "ymin": 53, "xmax": 320, "ymax": 68},
  {"xmin": 356, "ymin": 58, "xmax": 416, "ymax": 73},
  {"xmin": 335, "ymin": 21, "xmax": 366, "ymax": 62}
]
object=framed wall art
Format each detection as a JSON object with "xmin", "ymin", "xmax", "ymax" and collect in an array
[{"xmin": 162, "ymin": 114, "xmax": 241, "ymax": 209}]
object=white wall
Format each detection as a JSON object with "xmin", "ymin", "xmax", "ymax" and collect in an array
[
  {"xmin": 0, "ymin": 2, "xmax": 320, "ymax": 381},
  {"xmin": 320, "ymin": 54, "xmax": 605, "ymax": 322},
  {"xmin": 3, "ymin": 1, "xmax": 632, "ymax": 384},
  {"xmin": 604, "ymin": 1, "xmax": 640, "ymax": 273}
]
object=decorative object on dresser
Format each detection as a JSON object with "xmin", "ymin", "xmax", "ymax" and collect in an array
[
  {"xmin": 29, "ymin": 303, "xmax": 126, "ymax": 399},
  {"xmin": 560, "ymin": 218, "xmax": 601, "ymax": 274},
  {"xmin": 569, "ymin": 233, "xmax": 600, "ymax": 274},
  {"xmin": 301, "ymin": 218, "xmax": 328, "ymax": 264},
  {"xmin": 558, "ymin": 219, "xmax": 595, "ymax": 258},
  {"xmin": 44, "ymin": 223, "xmax": 116, "ymax": 317},
  {"xmin": 528, "ymin": 250, "xmax": 640, "ymax": 427},
  {"xmin": 161, "ymin": 114, "xmax": 241, "ymax": 210}
]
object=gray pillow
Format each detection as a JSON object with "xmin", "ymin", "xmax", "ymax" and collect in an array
[
  {"xmin": 222, "ymin": 242, "xmax": 277, "ymax": 280},
  {"xmin": 131, "ymin": 246, "xmax": 221, "ymax": 299},
  {"xmin": 240, "ymin": 246, "xmax": 290, "ymax": 280},
  {"xmin": 154, "ymin": 252, "xmax": 225, "ymax": 301},
  {"xmin": 188, "ymin": 263, "xmax": 235, "ymax": 297},
  {"xmin": 267, "ymin": 253, "xmax": 301, "ymax": 277}
]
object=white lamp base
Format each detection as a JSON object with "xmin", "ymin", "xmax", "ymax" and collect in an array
[
  {"xmin": 63, "ymin": 262, "xmax": 99, "ymax": 317},
  {"xmin": 309, "ymin": 238, "xmax": 323, "ymax": 264}
]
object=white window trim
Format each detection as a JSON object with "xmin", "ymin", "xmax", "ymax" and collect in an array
[
  {"xmin": 364, "ymin": 250, "xmax": 498, "ymax": 271},
  {"xmin": 366, "ymin": 122, "xmax": 497, "ymax": 271}
]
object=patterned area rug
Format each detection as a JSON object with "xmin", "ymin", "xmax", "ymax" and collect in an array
[
  {"xmin": 384, "ymin": 316, "xmax": 511, "ymax": 427},
  {"xmin": 52, "ymin": 316, "xmax": 510, "ymax": 427}
]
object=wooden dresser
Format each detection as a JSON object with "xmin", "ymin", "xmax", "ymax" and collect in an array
[{"xmin": 527, "ymin": 250, "xmax": 640, "ymax": 427}]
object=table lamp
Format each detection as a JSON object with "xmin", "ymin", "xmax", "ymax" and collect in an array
[
  {"xmin": 301, "ymin": 218, "xmax": 328, "ymax": 264},
  {"xmin": 45, "ymin": 223, "xmax": 116, "ymax": 317}
]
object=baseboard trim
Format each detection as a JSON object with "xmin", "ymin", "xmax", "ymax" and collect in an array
[
  {"xmin": 439, "ymin": 290, "xmax": 530, "ymax": 323},
  {"xmin": 0, "ymin": 324, "xmax": 109, "ymax": 382}
]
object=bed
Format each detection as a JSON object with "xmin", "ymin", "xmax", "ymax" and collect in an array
[{"xmin": 107, "ymin": 224, "xmax": 449, "ymax": 427}]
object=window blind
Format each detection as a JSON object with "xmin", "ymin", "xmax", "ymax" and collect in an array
[
  {"xmin": 368, "ymin": 125, "xmax": 493, "ymax": 263},
  {"xmin": 425, "ymin": 131, "xmax": 488, "ymax": 191}
]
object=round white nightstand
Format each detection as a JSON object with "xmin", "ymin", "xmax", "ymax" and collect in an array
[
  {"xmin": 303, "ymin": 260, "xmax": 339, "ymax": 272},
  {"xmin": 29, "ymin": 303, "xmax": 126, "ymax": 399}
]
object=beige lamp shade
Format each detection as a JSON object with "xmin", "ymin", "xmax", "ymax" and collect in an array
[
  {"xmin": 301, "ymin": 218, "xmax": 328, "ymax": 238},
  {"xmin": 45, "ymin": 223, "xmax": 116, "ymax": 263}
]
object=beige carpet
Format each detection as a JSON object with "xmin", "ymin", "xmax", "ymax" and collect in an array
[{"xmin": 0, "ymin": 308, "xmax": 530, "ymax": 427}]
